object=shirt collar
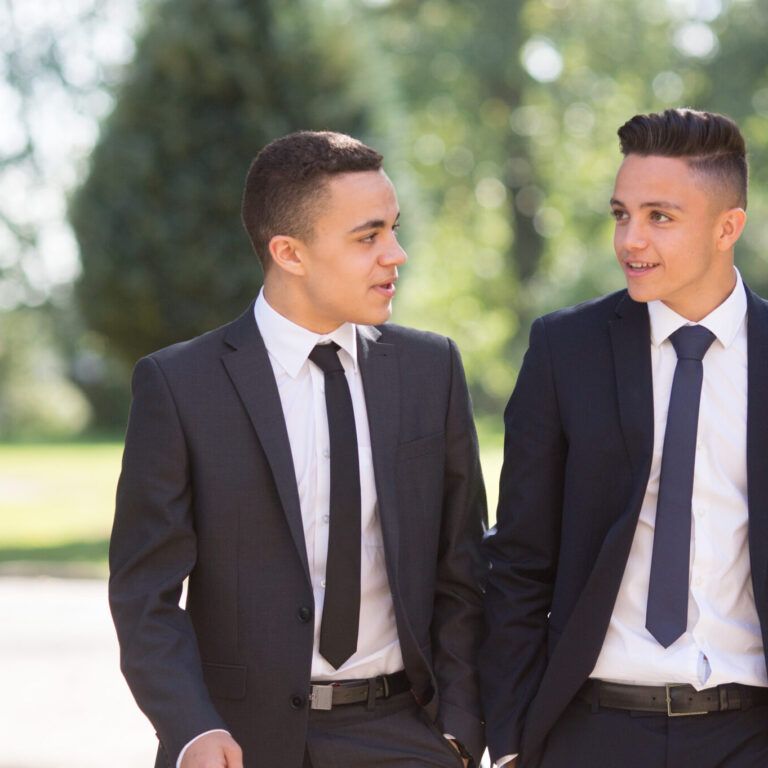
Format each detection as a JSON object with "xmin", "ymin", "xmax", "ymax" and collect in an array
[
  {"xmin": 253, "ymin": 288, "xmax": 358, "ymax": 378},
  {"xmin": 647, "ymin": 267, "xmax": 746, "ymax": 350}
]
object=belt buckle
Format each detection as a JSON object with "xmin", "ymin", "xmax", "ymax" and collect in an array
[
  {"xmin": 309, "ymin": 684, "xmax": 334, "ymax": 711},
  {"xmin": 665, "ymin": 683, "xmax": 707, "ymax": 717}
]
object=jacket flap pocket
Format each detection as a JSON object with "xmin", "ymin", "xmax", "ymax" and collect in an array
[
  {"xmin": 202, "ymin": 662, "xmax": 247, "ymax": 700},
  {"xmin": 398, "ymin": 431, "xmax": 445, "ymax": 461}
]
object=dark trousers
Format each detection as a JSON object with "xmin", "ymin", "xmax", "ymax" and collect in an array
[
  {"xmin": 530, "ymin": 697, "xmax": 768, "ymax": 768},
  {"xmin": 302, "ymin": 691, "xmax": 465, "ymax": 768}
]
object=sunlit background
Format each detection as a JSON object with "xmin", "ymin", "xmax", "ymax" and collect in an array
[{"xmin": 2, "ymin": 0, "xmax": 768, "ymax": 764}]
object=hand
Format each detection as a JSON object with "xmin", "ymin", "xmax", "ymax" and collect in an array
[
  {"xmin": 180, "ymin": 731, "xmax": 243, "ymax": 768},
  {"xmin": 447, "ymin": 738, "xmax": 470, "ymax": 768}
]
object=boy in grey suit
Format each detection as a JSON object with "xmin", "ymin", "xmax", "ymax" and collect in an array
[{"xmin": 110, "ymin": 131, "xmax": 486, "ymax": 768}]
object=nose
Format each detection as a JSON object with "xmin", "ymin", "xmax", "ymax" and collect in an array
[
  {"xmin": 617, "ymin": 219, "xmax": 648, "ymax": 252},
  {"xmin": 380, "ymin": 235, "xmax": 407, "ymax": 266}
]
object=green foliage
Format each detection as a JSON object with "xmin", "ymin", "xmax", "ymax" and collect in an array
[
  {"xmin": 68, "ymin": 0, "xmax": 768, "ymax": 426},
  {"xmin": 383, "ymin": 0, "xmax": 768, "ymax": 416},
  {"xmin": 72, "ymin": 0, "xmax": 389, "ymax": 366},
  {"xmin": 0, "ymin": 308, "xmax": 91, "ymax": 439}
]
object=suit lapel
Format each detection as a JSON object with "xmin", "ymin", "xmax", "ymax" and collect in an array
[
  {"xmin": 746, "ymin": 286, "xmax": 768, "ymax": 612},
  {"xmin": 609, "ymin": 293, "xmax": 655, "ymax": 481},
  {"xmin": 524, "ymin": 294, "xmax": 656, "ymax": 756},
  {"xmin": 358, "ymin": 327, "xmax": 401, "ymax": 578},
  {"xmin": 221, "ymin": 306, "xmax": 310, "ymax": 583}
]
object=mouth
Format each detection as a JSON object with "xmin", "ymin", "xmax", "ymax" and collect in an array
[
  {"xmin": 623, "ymin": 260, "xmax": 659, "ymax": 275},
  {"xmin": 373, "ymin": 278, "xmax": 397, "ymax": 297}
]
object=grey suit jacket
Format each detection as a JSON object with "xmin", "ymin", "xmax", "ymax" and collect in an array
[{"xmin": 109, "ymin": 304, "xmax": 487, "ymax": 767}]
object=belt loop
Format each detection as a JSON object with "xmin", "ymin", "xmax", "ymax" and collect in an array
[
  {"xmin": 739, "ymin": 685, "xmax": 750, "ymax": 711},
  {"xmin": 719, "ymin": 685, "xmax": 728, "ymax": 712},
  {"xmin": 366, "ymin": 678, "xmax": 377, "ymax": 711},
  {"xmin": 591, "ymin": 680, "xmax": 601, "ymax": 713}
]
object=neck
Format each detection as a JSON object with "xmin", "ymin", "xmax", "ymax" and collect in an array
[
  {"xmin": 262, "ymin": 281, "xmax": 341, "ymax": 335},
  {"xmin": 663, "ymin": 263, "xmax": 737, "ymax": 322}
]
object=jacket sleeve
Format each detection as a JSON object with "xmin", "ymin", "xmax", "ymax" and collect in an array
[
  {"xmin": 431, "ymin": 337, "xmax": 488, "ymax": 763},
  {"xmin": 109, "ymin": 355, "xmax": 227, "ymax": 764},
  {"xmin": 479, "ymin": 317, "xmax": 567, "ymax": 762}
]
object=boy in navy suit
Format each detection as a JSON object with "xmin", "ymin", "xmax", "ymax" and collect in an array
[{"xmin": 481, "ymin": 109, "xmax": 768, "ymax": 767}]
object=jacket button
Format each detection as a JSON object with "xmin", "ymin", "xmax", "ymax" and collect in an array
[
  {"xmin": 298, "ymin": 606, "xmax": 312, "ymax": 623},
  {"xmin": 291, "ymin": 695, "xmax": 305, "ymax": 709}
]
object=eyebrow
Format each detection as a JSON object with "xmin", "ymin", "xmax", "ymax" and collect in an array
[
  {"xmin": 348, "ymin": 212, "xmax": 400, "ymax": 234},
  {"xmin": 610, "ymin": 197, "xmax": 684, "ymax": 211}
]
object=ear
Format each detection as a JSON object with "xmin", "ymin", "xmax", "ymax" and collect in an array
[
  {"xmin": 715, "ymin": 207, "xmax": 747, "ymax": 252},
  {"xmin": 268, "ymin": 234, "xmax": 306, "ymax": 276}
]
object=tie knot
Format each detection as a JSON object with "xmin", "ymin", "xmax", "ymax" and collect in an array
[
  {"xmin": 669, "ymin": 325, "xmax": 716, "ymax": 361},
  {"xmin": 309, "ymin": 342, "xmax": 343, "ymax": 374}
]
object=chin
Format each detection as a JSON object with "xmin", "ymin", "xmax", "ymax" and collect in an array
[
  {"xmin": 357, "ymin": 306, "xmax": 392, "ymax": 327},
  {"xmin": 626, "ymin": 285, "xmax": 660, "ymax": 305}
]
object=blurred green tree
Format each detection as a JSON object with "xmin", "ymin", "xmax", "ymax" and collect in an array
[
  {"xmin": 72, "ymin": 0, "xmax": 391, "ymax": 367},
  {"xmin": 379, "ymin": 0, "xmax": 768, "ymax": 425}
]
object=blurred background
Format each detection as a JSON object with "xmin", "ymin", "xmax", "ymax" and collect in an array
[{"xmin": 2, "ymin": 0, "xmax": 768, "ymax": 764}]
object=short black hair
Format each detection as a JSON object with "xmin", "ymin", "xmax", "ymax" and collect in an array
[
  {"xmin": 241, "ymin": 131, "xmax": 383, "ymax": 270},
  {"xmin": 617, "ymin": 108, "xmax": 748, "ymax": 209}
]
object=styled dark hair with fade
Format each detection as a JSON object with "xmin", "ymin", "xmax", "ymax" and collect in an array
[
  {"xmin": 618, "ymin": 108, "xmax": 748, "ymax": 209},
  {"xmin": 241, "ymin": 130, "xmax": 383, "ymax": 270}
]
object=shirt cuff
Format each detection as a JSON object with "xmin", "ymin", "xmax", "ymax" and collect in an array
[
  {"xmin": 495, "ymin": 755, "xmax": 519, "ymax": 767},
  {"xmin": 176, "ymin": 729, "xmax": 231, "ymax": 768}
]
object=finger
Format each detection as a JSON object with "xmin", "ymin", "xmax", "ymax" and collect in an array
[{"xmin": 223, "ymin": 741, "xmax": 244, "ymax": 768}]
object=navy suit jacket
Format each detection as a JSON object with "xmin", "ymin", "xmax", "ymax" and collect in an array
[
  {"xmin": 480, "ymin": 285, "xmax": 768, "ymax": 763},
  {"xmin": 109, "ymin": 306, "xmax": 487, "ymax": 767}
]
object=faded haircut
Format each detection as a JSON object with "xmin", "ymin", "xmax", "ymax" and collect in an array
[
  {"xmin": 618, "ymin": 108, "xmax": 748, "ymax": 209},
  {"xmin": 241, "ymin": 131, "xmax": 383, "ymax": 271}
]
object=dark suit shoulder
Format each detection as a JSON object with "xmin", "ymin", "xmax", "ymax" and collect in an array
[
  {"xmin": 539, "ymin": 289, "xmax": 627, "ymax": 328},
  {"xmin": 746, "ymin": 281, "xmax": 768, "ymax": 313},
  {"xmin": 371, "ymin": 322, "xmax": 457, "ymax": 366},
  {"xmin": 525, "ymin": 289, "xmax": 645, "ymax": 370},
  {"xmin": 374, "ymin": 321, "xmax": 452, "ymax": 349},
  {"xmin": 140, "ymin": 305, "xmax": 254, "ymax": 370}
]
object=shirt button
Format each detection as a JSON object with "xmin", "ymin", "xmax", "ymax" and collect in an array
[
  {"xmin": 697, "ymin": 508, "xmax": 706, "ymax": 518},
  {"xmin": 694, "ymin": 576, "xmax": 703, "ymax": 587},
  {"xmin": 321, "ymin": 579, "xmax": 326, "ymax": 589},
  {"xmin": 323, "ymin": 514, "xmax": 329, "ymax": 524},
  {"xmin": 323, "ymin": 447, "xmax": 330, "ymax": 459}
]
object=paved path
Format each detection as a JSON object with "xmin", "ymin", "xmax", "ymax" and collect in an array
[
  {"xmin": 0, "ymin": 576, "xmax": 156, "ymax": 768},
  {"xmin": 0, "ymin": 576, "xmax": 491, "ymax": 767}
]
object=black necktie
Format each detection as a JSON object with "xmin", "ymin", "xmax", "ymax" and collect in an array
[
  {"xmin": 646, "ymin": 325, "xmax": 716, "ymax": 648},
  {"xmin": 308, "ymin": 342, "xmax": 361, "ymax": 668}
]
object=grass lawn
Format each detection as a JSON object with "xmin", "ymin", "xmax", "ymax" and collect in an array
[
  {"xmin": 0, "ymin": 442, "xmax": 123, "ymax": 563},
  {"xmin": 0, "ymin": 431, "xmax": 503, "ymax": 568}
]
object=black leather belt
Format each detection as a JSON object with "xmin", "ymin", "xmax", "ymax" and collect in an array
[
  {"xmin": 308, "ymin": 670, "xmax": 410, "ymax": 710},
  {"xmin": 579, "ymin": 679, "xmax": 768, "ymax": 717}
]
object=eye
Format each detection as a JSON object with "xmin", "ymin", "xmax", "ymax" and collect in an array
[
  {"xmin": 611, "ymin": 208, "xmax": 628, "ymax": 222},
  {"xmin": 392, "ymin": 222, "xmax": 401, "ymax": 237},
  {"xmin": 650, "ymin": 210, "xmax": 671, "ymax": 223},
  {"xmin": 360, "ymin": 232, "xmax": 377, "ymax": 243}
]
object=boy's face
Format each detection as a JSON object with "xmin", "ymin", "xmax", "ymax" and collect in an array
[
  {"xmin": 611, "ymin": 154, "xmax": 738, "ymax": 321},
  {"xmin": 286, "ymin": 169, "xmax": 406, "ymax": 333}
]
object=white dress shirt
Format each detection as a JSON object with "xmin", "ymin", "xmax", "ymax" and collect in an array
[
  {"xmin": 254, "ymin": 289, "xmax": 404, "ymax": 679},
  {"xmin": 178, "ymin": 290, "xmax": 404, "ymax": 766},
  {"xmin": 591, "ymin": 268, "xmax": 768, "ymax": 689}
]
